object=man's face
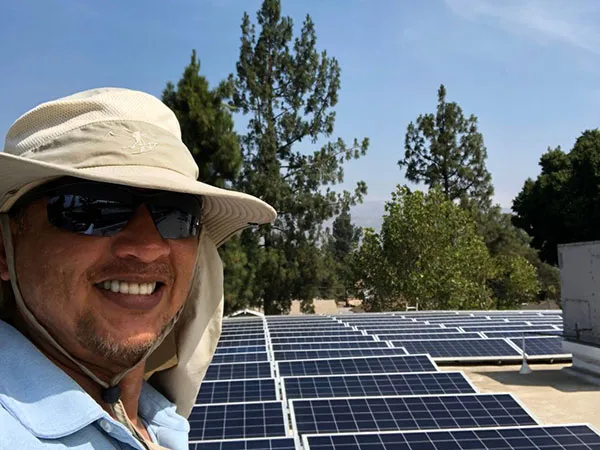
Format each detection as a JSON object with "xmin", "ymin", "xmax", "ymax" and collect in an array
[{"xmin": 4, "ymin": 194, "xmax": 199, "ymax": 369}]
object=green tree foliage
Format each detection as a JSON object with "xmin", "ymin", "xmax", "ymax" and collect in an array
[
  {"xmin": 229, "ymin": 0, "xmax": 369, "ymax": 314},
  {"xmin": 474, "ymin": 206, "xmax": 557, "ymax": 305},
  {"xmin": 513, "ymin": 129, "xmax": 600, "ymax": 265},
  {"xmin": 400, "ymin": 85, "xmax": 494, "ymax": 209},
  {"xmin": 489, "ymin": 254, "xmax": 541, "ymax": 309},
  {"xmin": 326, "ymin": 206, "xmax": 362, "ymax": 304},
  {"xmin": 163, "ymin": 51, "xmax": 252, "ymax": 314},
  {"xmin": 354, "ymin": 187, "xmax": 495, "ymax": 311},
  {"xmin": 163, "ymin": 50, "xmax": 241, "ymax": 188}
]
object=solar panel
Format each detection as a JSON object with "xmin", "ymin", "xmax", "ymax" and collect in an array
[
  {"xmin": 268, "ymin": 328, "xmax": 350, "ymax": 334},
  {"xmin": 460, "ymin": 325, "xmax": 551, "ymax": 332},
  {"xmin": 211, "ymin": 352, "xmax": 269, "ymax": 364},
  {"xmin": 221, "ymin": 324, "xmax": 264, "ymax": 330},
  {"xmin": 283, "ymin": 371, "xmax": 476, "ymax": 400},
  {"xmin": 217, "ymin": 339, "xmax": 266, "ymax": 347},
  {"xmin": 397, "ymin": 339, "xmax": 521, "ymax": 359},
  {"xmin": 215, "ymin": 345, "xmax": 267, "ymax": 355},
  {"xmin": 222, "ymin": 324, "xmax": 265, "ymax": 329},
  {"xmin": 269, "ymin": 322, "xmax": 348, "ymax": 330},
  {"xmin": 482, "ymin": 330, "xmax": 561, "ymax": 338},
  {"xmin": 277, "ymin": 355, "xmax": 437, "ymax": 377},
  {"xmin": 290, "ymin": 393, "xmax": 537, "ymax": 436},
  {"xmin": 303, "ymin": 425, "xmax": 600, "ymax": 450},
  {"xmin": 274, "ymin": 348, "xmax": 408, "ymax": 361},
  {"xmin": 190, "ymin": 438, "xmax": 297, "ymax": 450},
  {"xmin": 272, "ymin": 341, "xmax": 389, "ymax": 351},
  {"xmin": 189, "ymin": 401, "xmax": 287, "ymax": 440},
  {"xmin": 205, "ymin": 362, "xmax": 272, "ymax": 381},
  {"xmin": 219, "ymin": 333, "xmax": 267, "ymax": 341},
  {"xmin": 222, "ymin": 320, "xmax": 263, "ymax": 326},
  {"xmin": 268, "ymin": 331, "xmax": 365, "ymax": 338},
  {"xmin": 196, "ymin": 379, "xmax": 278, "ymax": 404},
  {"xmin": 270, "ymin": 335, "xmax": 375, "ymax": 344},
  {"xmin": 508, "ymin": 337, "xmax": 570, "ymax": 357},
  {"xmin": 377, "ymin": 332, "xmax": 482, "ymax": 341},
  {"xmin": 358, "ymin": 324, "xmax": 445, "ymax": 330}
]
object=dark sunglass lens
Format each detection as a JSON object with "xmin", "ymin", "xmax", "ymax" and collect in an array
[
  {"xmin": 150, "ymin": 207, "xmax": 201, "ymax": 239},
  {"xmin": 47, "ymin": 195, "xmax": 134, "ymax": 237}
]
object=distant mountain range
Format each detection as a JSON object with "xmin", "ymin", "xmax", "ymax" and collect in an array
[{"xmin": 348, "ymin": 200, "xmax": 512, "ymax": 232}]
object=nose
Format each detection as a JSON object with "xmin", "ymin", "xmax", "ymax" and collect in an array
[{"xmin": 110, "ymin": 205, "xmax": 170, "ymax": 262}]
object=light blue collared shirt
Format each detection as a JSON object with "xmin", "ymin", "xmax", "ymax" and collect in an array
[{"xmin": 0, "ymin": 320, "xmax": 190, "ymax": 449}]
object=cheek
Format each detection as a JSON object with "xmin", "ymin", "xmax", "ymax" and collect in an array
[{"xmin": 15, "ymin": 231, "xmax": 103, "ymax": 322}]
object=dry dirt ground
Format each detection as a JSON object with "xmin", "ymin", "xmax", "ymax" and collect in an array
[
  {"xmin": 289, "ymin": 299, "xmax": 361, "ymax": 315},
  {"xmin": 441, "ymin": 363, "xmax": 600, "ymax": 431}
]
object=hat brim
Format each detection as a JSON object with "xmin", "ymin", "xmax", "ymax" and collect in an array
[{"xmin": 0, "ymin": 152, "xmax": 276, "ymax": 247}]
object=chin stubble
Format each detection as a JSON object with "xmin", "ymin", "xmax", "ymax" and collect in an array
[{"xmin": 75, "ymin": 313, "xmax": 171, "ymax": 368}]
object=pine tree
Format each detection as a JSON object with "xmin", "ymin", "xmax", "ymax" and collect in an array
[
  {"xmin": 400, "ymin": 84, "xmax": 493, "ymax": 209},
  {"xmin": 230, "ymin": 0, "xmax": 369, "ymax": 314}
]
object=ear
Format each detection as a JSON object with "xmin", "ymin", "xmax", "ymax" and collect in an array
[{"xmin": 0, "ymin": 226, "xmax": 9, "ymax": 282}]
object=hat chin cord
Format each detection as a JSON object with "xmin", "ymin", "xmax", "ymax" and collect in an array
[{"xmin": 0, "ymin": 215, "xmax": 182, "ymax": 441}]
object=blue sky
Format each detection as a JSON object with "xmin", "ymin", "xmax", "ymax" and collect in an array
[{"xmin": 1, "ymin": 0, "xmax": 599, "ymax": 228}]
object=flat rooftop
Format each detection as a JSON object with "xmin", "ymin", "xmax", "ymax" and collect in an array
[{"xmin": 442, "ymin": 363, "xmax": 600, "ymax": 430}]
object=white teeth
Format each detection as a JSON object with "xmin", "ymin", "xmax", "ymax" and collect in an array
[{"xmin": 98, "ymin": 280, "xmax": 158, "ymax": 295}]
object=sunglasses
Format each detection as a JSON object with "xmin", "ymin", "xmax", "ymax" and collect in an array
[{"xmin": 11, "ymin": 179, "xmax": 203, "ymax": 240}]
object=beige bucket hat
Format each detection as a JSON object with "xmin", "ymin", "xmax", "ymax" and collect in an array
[
  {"xmin": 0, "ymin": 88, "xmax": 275, "ymax": 425},
  {"xmin": 0, "ymin": 87, "xmax": 276, "ymax": 246}
]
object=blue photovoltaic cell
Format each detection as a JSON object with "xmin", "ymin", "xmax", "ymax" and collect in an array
[
  {"xmin": 507, "ymin": 337, "xmax": 569, "ymax": 356},
  {"xmin": 460, "ymin": 325, "xmax": 553, "ymax": 332},
  {"xmin": 304, "ymin": 425, "xmax": 600, "ymax": 450},
  {"xmin": 274, "ymin": 348, "xmax": 408, "ymax": 361},
  {"xmin": 215, "ymin": 345, "xmax": 267, "ymax": 355},
  {"xmin": 205, "ymin": 362, "xmax": 271, "ymax": 381},
  {"xmin": 291, "ymin": 394, "xmax": 537, "ymax": 436},
  {"xmin": 268, "ymin": 325, "xmax": 337, "ymax": 328},
  {"xmin": 269, "ymin": 331, "xmax": 365, "ymax": 338},
  {"xmin": 278, "ymin": 355, "xmax": 437, "ymax": 377},
  {"xmin": 190, "ymin": 438, "xmax": 297, "ymax": 450},
  {"xmin": 222, "ymin": 324, "xmax": 264, "ymax": 329},
  {"xmin": 196, "ymin": 379, "xmax": 277, "ymax": 404},
  {"xmin": 220, "ymin": 328, "xmax": 264, "ymax": 333},
  {"xmin": 217, "ymin": 339, "xmax": 266, "ymax": 348},
  {"xmin": 358, "ymin": 325, "xmax": 445, "ymax": 330},
  {"xmin": 219, "ymin": 333, "xmax": 266, "ymax": 341},
  {"xmin": 482, "ymin": 330, "xmax": 561, "ymax": 338},
  {"xmin": 189, "ymin": 401, "xmax": 287, "ymax": 440},
  {"xmin": 397, "ymin": 339, "xmax": 521, "ymax": 358},
  {"xmin": 211, "ymin": 352, "xmax": 269, "ymax": 364},
  {"xmin": 377, "ymin": 332, "xmax": 482, "ymax": 341},
  {"xmin": 221, "ymin": 328, "xmax": 265, "ymax": 333},
  {"xmin": 271, "ymin": 335, "xmax": 375, "ymax": 344},
  {"xmin": 272, "ymin": 341, "xmax": 389, "ymax": 351},
  {"xmin": 283, "ymin": 372, "xmax": 475, "ymax": 400}
]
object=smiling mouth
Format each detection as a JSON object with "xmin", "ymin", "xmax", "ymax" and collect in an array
[{"xmin": 95, "ymin": 280, "xmax": 162, "ymax": 296}]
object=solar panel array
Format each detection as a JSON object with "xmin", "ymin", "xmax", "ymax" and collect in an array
[{"xmin": 188, "ymin": 310, "xmax": 595, "ymax": 450}]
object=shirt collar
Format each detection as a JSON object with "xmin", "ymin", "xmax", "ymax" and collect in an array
[
  {"xmin": 0, "ymin": 320, "xmax": 188, "ymax": 439},
  {"xmin": 0, "ymin": 320, "xmax": 105, "ymax": 438}
]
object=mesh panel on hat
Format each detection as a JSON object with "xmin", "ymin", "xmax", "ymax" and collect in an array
[{"xmin": 5, "ymin": 88, "xmax": 182, "ymax": 155}]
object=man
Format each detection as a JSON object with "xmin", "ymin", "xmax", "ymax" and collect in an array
[{"xmin": 0, "ymin": 88, "xmax": 276, "ymax": 449}]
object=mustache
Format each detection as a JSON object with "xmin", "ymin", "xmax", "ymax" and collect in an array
[{"xmin": 89, "ymin": 260, "xmax": 175, "ymax": 284}]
